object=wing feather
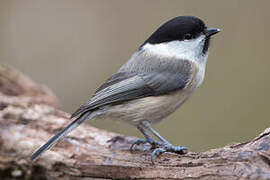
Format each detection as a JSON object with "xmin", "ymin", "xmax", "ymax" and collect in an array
[{"xmin": 71, "ymin": 70, "xmax": 190, "ymax": 118}]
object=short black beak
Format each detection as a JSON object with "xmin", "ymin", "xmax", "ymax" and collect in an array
[{"xmin": 205, "ymin": 28, "xmax": 220, "ymax": 37}]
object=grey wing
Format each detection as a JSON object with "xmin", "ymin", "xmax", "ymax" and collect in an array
[{"xmin": 71, "ymin": 68, "xmax": 191, "ymax": 118}]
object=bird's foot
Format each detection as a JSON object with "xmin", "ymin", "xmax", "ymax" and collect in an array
[
  {"xmin": 130, "ymin": 139, "xmax": 188, "ymax": 164},
  {"xmin": 151, "ymin": 143, "xmax": 188, "ymax": 164},
  {"xmin": 130, "ymin": 138, "xmax": 163, "ymax": 151}
]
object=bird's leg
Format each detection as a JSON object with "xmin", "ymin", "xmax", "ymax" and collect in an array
[
  {"xmin": 130, "ymin": 125, "xmax": 163, "ymax": 151},
  {"xmin": 141, "ymin": 121, "xmax": 189, "ymax": 164},
  {"xmin": 141, "ymin": 121, "xmax": 169, "ymax": 144}
]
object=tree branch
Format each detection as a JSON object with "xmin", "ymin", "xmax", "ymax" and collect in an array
[{"xmin": 0, "ymin": 64, "xmax": 269, "ymax": 180}]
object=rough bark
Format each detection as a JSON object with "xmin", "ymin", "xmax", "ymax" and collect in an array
[{"xmin": 0, "ymin": 64, "xmax": 269, "ymax": 180}]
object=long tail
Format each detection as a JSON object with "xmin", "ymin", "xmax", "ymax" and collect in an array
[{"xmin": 31, "ymin": 112, "xmax": 91, "ymax": 162}]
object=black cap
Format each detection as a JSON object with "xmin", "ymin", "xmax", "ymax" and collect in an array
[{"xmin": 141, "ymin": 16, "xmax": 217, "ymax": 46}]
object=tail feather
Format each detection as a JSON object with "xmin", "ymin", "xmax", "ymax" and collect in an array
[{"xmin": 31, "ymin": 112, "xmax": 90, "ymax": 162}]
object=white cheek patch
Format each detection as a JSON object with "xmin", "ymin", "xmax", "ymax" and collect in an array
[{"xmin": 142, "ymin": 35, "xmax": 207, "ymax": 65}]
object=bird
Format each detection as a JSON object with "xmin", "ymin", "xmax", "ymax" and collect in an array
[{"xmin": 31, "ymin": 16, "xmax": 220, "ymax": 164}]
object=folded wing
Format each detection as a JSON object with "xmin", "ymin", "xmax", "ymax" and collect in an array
[{"xmin": 71, "ymin": 68, "xmax": 191, "ymax": 118}]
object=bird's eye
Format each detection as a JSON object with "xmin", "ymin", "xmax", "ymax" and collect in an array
[{"xmin": 184, "ymin": 33, "xmax": 192, "ymax": 40}]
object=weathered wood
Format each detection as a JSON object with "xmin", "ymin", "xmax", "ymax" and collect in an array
[{"xmin": 0, "ymin": 65, "xmax": 269, "ymax": 180}]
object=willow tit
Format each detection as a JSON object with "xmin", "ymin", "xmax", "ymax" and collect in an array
[{"xmin": 31, "ymin": 16, "xmax": 220, "ymax": 164}]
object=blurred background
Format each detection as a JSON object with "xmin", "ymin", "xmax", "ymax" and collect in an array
[{"xmin": 0, "ymin": 0, "xmax": 269, "ymax": 152}]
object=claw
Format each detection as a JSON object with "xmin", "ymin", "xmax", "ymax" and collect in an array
[
  {"xmin": 170, "ymin": 146, "xmax": 189, "ymax": 154},
  {"xmin": 151, "ymin": 148, "xmax": 166, "ymax": 165},
  {"xmin": 151, "ymin": 144, "xmax": 188, "ymax": 164}
]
